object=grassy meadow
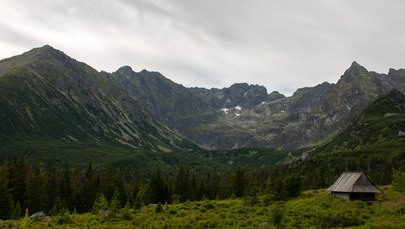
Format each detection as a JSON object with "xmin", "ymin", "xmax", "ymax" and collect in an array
[{"xmin": 2, "ymin": 186, "xmax": 404, "ymax": 229}]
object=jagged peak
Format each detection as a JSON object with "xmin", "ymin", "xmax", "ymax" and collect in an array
[
  {"xmin": 350, "ymin": 61, "xmax": 361, "ymax": 67},
  {"xmin": 344, "ymin": 61, "xmax": 368, "ymax": 75}
]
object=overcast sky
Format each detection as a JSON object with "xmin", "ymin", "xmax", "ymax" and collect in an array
[{"xmin": 1, "ymin": 0, "xmax": 404, "ymax": 95}]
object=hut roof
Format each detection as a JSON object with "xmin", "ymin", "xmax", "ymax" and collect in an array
[{"xmin": 327, "ymin": 172, "xmax": 381, "ymax": 193}]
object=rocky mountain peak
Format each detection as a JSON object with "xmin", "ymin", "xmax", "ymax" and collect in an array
[
  {"xmin": 343, "ymin": 61, "xmax": 369, "ymax": 76},
  {"xmin": 27, "ymin": 45, "xmax": 71, "ymax": 62},
  {"xmin": 115, "ymin": 66, "xmax": 134, "ymax": 75},
  {"xmin": 268, "ymin": 91, "xmax": 285, "ymax": 101}
]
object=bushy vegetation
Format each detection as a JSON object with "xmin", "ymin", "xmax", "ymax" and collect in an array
[{"xmin": 0, "ymin": 187, "xmax": 404, "ymax": 228}]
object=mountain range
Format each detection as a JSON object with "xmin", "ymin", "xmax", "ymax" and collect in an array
[{"xmin": 0, "ymin": 45, "xmax": 404, "ymax": 170}]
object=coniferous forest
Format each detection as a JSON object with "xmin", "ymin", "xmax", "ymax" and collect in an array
[
  {"xmin": 0, "ymin": 157, "xmax": 405, "ymax": 228},
  {"xmin": 0, "ymin": 155, "xmax": 402, "ymax": 221},
  {"xmin": 0, "ymin": 159, "xmax": 301, "ymax": 219}
]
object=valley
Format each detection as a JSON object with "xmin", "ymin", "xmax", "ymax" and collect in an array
[{"xmin": 0, "ymin": 46, "xmax": 404, "ymax": 226}]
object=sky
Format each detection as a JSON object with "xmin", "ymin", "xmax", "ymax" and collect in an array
[{"xmin": 0, "ymin": 0, "xmax": 404, "ymax": 95}]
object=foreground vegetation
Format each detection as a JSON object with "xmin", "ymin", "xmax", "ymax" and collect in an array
[{"xmin": 1, "ymin": 186, "xmax": 404, "ymax": 228}]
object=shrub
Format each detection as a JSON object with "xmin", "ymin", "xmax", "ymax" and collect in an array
[
  {"xmin": 271, "ymin": 202, "xmax": 284, "ymax": 228},
  {"xmin": 392, "ymin": 170, "xmax": 405, "ymax": 193},
  {"xmin": 155, "ymin": 203, "xmax": 163, "ymax": 213}
]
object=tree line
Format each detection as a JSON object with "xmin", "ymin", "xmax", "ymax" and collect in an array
[
  {"xmin": 0, "ymin": 153, "xmax": 401, "ymax": 220},
  {"xmin": 0, "ymin": 159, "xmax": 303, "ymax": 219}
]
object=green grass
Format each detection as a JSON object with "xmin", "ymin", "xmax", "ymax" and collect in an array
[{"xmin": 3, "ymin": 186, "xmax": 404, "ymax": 228}]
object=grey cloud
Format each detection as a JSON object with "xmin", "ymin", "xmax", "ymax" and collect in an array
[{"xmin": 0, "ymin": 0, "xmax": 405, "ymax": 95}]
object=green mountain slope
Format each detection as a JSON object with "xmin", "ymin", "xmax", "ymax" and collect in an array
[
  {"xmin": 318, "ymin": 89, "xmax": 405, "ymax": 154},
  {"xmin": 293, "ymin": 90, "xmax": 405, "ymax": 188},
  {"xmin": 0, "ymin": 46, "xmax": 211, "ymax": 171}
]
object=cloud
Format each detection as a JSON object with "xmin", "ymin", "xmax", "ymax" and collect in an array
[{"xmin": 1, "ymin": 0, "xmax": 405, "ymax": 95}]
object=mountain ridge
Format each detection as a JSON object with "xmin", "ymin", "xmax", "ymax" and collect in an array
[
  {"xmin": 0, "ymin": 45, "xmax": 210, "ymax": 170},
  {"xmin": 1, "ymin": 45, "xmax": 404, "ymax": 155}
]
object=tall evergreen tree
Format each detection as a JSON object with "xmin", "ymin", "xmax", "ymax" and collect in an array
[
  {"xmin": 233, "ymin": 167, "xmax": 246, "ymax": 197},
  {"xmin": 174, "ymin": 163, "xmax": 190, "ymax": 202},
  {"xmin": 7, "ymin": 159, "xmax": 28, "ymax": 209},
  {"xmin": 83, "ymin": 163, "xmax": 96, "ymax": 212},
  {"xmin": 26, "ymin": 168, "xmax": 47, "ymax": 213},
  {"xmin": 46, "ymin": 166, "xmax": 58, "ymax": 212},
  {"xmin": 149, "ymin": 167, "xmax": 170, "ymax": 204},
  {"xmin": 59, "ymin": 161, "xmax": 71, "ymax": 209},
  {"xmin": 0, "ymin": 165, "xmax": 12, "ymax": 219}
]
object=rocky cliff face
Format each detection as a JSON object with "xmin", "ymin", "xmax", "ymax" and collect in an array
[
  {"xmin": 1, "ymin": 46, "xmax": 404, "ymax": 151},
  {"xmin": 224, "ymin": 62, "xmax": 405, "ymax": 149},
  {"xmin": 187, "ymin": 61, "xmax": 405, "ymax": 149}
]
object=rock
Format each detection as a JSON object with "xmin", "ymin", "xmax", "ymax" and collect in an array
[
  {"xmin": 99, "ymin": 210, "xmax": 110, "ymax": 219},
  {"xmin": 260, "ymin": 221, "xmax": 269, "ymax": 228},
  {"xmin": 30, "ymin": 211, "xmax": 48, "ymax": 221}
]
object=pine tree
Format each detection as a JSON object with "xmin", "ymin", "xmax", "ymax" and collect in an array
[
  {"xmin": 149, "ymin": 167, "xmax": 169, "ymax": 204},
  {"xmin": 233, "ymin": 167, "xmax": 246, "ymax": 197},
  {"xmin": 46, "ymin": 165, "xmax": 57, "ymax": 212},
  {"xmin": 70, "ymin": 169, "xmax": 84, "ymax": 212},
  {"xmin": 134, "ymin": 184, "xmax": 147, "ymax": 209},
  {"xmin": 51, "ymin": 196, "xmax": 66, "ymax": 215},
  {"xmin": 83, "ymin": 163, "xmax": 96, "ymax": 212},
  {"xmin": 92, "ymin": 193, "xmax": 109, "ymax": 213},
  {"xmin": 0, "ymin": 165, "xmax": 12, "ymax": 219},
  {"xmin": 114, "ymin": 168, "xmax": 127, "ymax": 206},
  {"xmin": 26, "ymin": 168, "xmax": 42, "ymax": 213},
  {"xmin": 109, "ymin": 189, "xmax": 121, "ymax": 214},
  {"xmin": 59, "ymin": 161, "xmax": 71, "ymax": 210},
  {"xmin": 99, "ymin": 168, "xmax": 115, "ymax": 201},
  {"xmin": 7, "ymin": 159, "xmax": 28, "ymax": 209},
  {"xmin": 174, "ymin": 163, "xmax": 190, "ymax": 202},
  {"xmin": 10, "ymin": 201, "xmax": 22, "ymax": 219},
  {"xmin": 189, "ymin": 173, "xmax": 198, "ymax": 201}
]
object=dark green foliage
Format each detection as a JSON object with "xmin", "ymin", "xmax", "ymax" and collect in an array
[
  {"xmin": 392, "ymin": 170, "xmax": 405, "ymax": 193},
  {"xmin": 7, "ymin": 159, "xmax": 28, "ymax": 210},
  {"xmin": 92, "ymin": 194, "xmax": 108, "ymax": 213},
  {"xmin": 155, "ymin": 203, "xmax": 163, "ymax": 213},
  {"xmin": 0, "ymin": 166, "xmax": 12, "ymax": 219},
  {"xmin": 149, "ymin": 167, "xmax": 170, "ymax": 204},
  {"xmin": 10, "ymin": 201, "xmax": 22, "ymax": 219},
  {"xmin": 109, "ymin": 189, "xmax": 121, "ymax": 214},
  {"xmin": 271, "ymin": 202, "xmax": 284, "ymax": 228},
  {"xmin": 134, "ymin": 185, "xmax": 147, "ymax": 209},
  {"xmin": 233, "ymin": 167, "xmax": 246, "ymax": 197},
  {"xmin": 174, "ymin": 163, "xmax": 190, "ymax": 202}
]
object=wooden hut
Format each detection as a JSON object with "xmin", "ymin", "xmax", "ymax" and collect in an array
[{"xmin": 327, "ymin": 172, "xmax": 381, "ymax": 201}]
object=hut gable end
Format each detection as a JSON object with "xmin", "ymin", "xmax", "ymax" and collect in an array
[{"xmin": 327, "ymin": 172, "xmax": 381, "ymax": 201}]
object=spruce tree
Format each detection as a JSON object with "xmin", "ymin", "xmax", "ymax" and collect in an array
[
  {"xmin": 174, "ymin": 163, "xmax": 190, "ymax": 202},
  {"xmin": 109, "ymin": 189, "xmax": 121, "ymax": 214},
  {"xmin": 0, "ymin": 165, "xmax": 12, "ymax": 219},
  {"xmin": 233, "ymin": 167, "xmax": 246, "ymax": 197},
  {"xmin": 83, "ymin": 163, "xmax": 96, "ymax": 212}
]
